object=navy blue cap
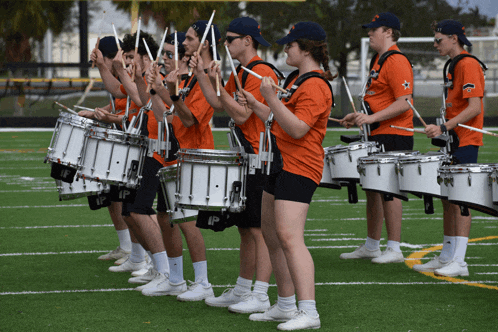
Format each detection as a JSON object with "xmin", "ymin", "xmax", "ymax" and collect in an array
[
  {"xmin": 167, "ymin": 32, "xmax": 186, "ymax": 54},
  {"xmin": 276, "ymin": 22, "xmax": 326, "ymax": 45},
  {"xmin": 98, "ymin": 36, "xmax": 122, "ymax": 58},
  {"xmin": 362, "ymin": 12, "xmax": 400, "ymax": 31},
  {"xmin": 435, "ymin": 19, "xmax": 472, "ymax": 47},
  {"xmin": 191, "ymin": 20, "xmax": 221, "ymax": 46},
  {"xmin": 227, "ymin": 17, "xmax": 271, "ymax": 47}
]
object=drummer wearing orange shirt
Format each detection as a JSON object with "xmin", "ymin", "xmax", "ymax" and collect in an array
[
  {"xmin": 238, "ymin": 21, "xmax": 334, "ymax": 330},
  {"xmin": 413, "ymin": 20, "xmax": 485, "ymax": 277}
]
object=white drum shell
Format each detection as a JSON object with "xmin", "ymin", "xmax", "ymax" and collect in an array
[
  {"xmin": 77, "ymin": 127, "xmax": 147, "ymax": 188},
  {"xmin": 46, "ymin": 112, "xmax": 108, "ymax": 168},
  {"xmin": 492, "ymin": 168, "xmax": 498, "ymax": 204},
  {"xmin": 320, "ymin": 146, "xmax": 342, "ymax": 189},
  {"xmin": 56, "ymin": 178, "xmax": 109, "ymax": 200},
  {"xmin": 327, "ymin": 142, "xmax": 380, "ymax": 181},
  {"xmin": 397, "ymin": 153, "xmax": 450, "ymax": 198},
  {"xmin": 357, "ymin": 156, "xmax": 407, "ymax": 200},
  {"xmin": 176, "ymin": 149, "xmax": 247, "ymax": 212},
  {"xmin": 439, "ymin": 164, "xmax": 498, "ymax": 216},
  {"xmin": 157, "ymin": 165, "xmax": 198, "ymax": 223}
]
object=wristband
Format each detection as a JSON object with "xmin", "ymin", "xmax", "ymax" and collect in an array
[
  {"xmin": 149, "ymin": 88, "xmax": 156, "ymax": 95},
  {"xmin": 170, "ymin": 94, "xmax": 180, "ymax": 102},
  {"xmin": 440, "ymin": 124, "xmax": 448, "ymax": 133}
]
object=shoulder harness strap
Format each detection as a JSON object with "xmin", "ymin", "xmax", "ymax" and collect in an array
[
  {"xmin": 280, "ymin": 69, "xmax": 335, "ymax": 108},
  {"xmin": 443, "ymin": 54, "xmax": 487, "ymax": 91},
  {"xmin": 369, "ymin": 50, "xmax": 413, "ymax": 79}
]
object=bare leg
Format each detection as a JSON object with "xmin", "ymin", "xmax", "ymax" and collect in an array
[
  {"xmin": 261, "ymin": 192, "xmax": 295, "ymax": 297},
  {"xmin": 366, "ymin": 191, "xmax": 384, "ymax": 240},
  {"xmin": 157, "ymin": 212, "xmax": 183, "ymax": 257},
  {"xmin": 250, "ymin": 227, "xmax": 272, "ymax": 282},
  {"xmin": 382, "ymin": 197, "xmax": 402, "ymax": 242},
  {"xmin": 238, "ymin": 227, "xmax": 256, "ymax": 280},
  {"xmin": 108, "ymin": 202, "xmax": 128, "ymax": 230},
  {"xmin": 129, "ymin": 212, "xmax": 165, "ymax": 254},
  {"xmin": 179, "ymin": 220, "xmax": 207, "ymax": 263}
]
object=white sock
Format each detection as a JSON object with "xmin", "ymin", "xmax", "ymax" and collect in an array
[
  {"xmin": 277, "ymin": 294, "xmax": 297, "ymax": 311},
  {"xmin": 439, "ymin": 235, "xmax": 454, "ymax": 263},
  {"xmin": 253, "ymin": 280, "xmax": 269, "ymax": 296},
  {"xmin": 454, "ymin": 236, "xmax": 469, "ymax": 264},
  {"xmin": 233, "ymin": 276, "xmax": 252, "ymax": 294},
  {"xmin": 152, "ymin": 251, "xmax": 170, "ymax": 275},
  {"xmin": 129, "ymin": 242, "xmax": 145, "ymax": 263},
  {"xmin": 386, "ymin": 240, "xmax": 401, "ymax": 253},
  {"xmin": 365, "ymin": 237, "xmax": 380, "ymax": 251},
  {"xmin": 168, "ymin": 256, "xmax": 183, "ymax": 284},
  {"xmin": 116, "ymin": 229, "xmax": 132, "ymax": 252},
  {"xmin": 298, "ymin": 300, "xmax": 318, "ymax": 318},
  {"xmin": 193, "ymin": 260, "xmax": 209, "ymax": 286},
  {"xmin": 146, "ymin": 250, "xmax": 154, "ymax": 262}
]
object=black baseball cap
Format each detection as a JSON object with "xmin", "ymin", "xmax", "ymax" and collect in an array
[
  {"xmin": 434, "ymin": 19, "xmax": 472, "ymax": 47},
  {"xmin": 227, "ymin": 17, "xmax": 271, "ymax": 47},
  {"xmin": 362, "ymin": 12, "xmax": 401, "ymax": 31},
  {"xmin": 98, "ymin": 36, "xmax": 122, "ymax": 58},
  {"xmin": 276, "ymin": 22, "xmax": 326, "ymax": 45}
]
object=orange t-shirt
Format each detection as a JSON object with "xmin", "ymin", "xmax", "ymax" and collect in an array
[
  {"xmin": 171, "ymin": 76, "xmax": 214, "ymax": 150},
  {"xmin": 271, "ymin": 70, "xmax": 332, "ymax": 185},
  {"xmin": 365, "ymin": 45, "xmax": 414, "ymax": 136},
  {"xmin": 446, "ymin": 51, "xmax": 485, "ymax": 147},
  {"xmin": 225, "ymin": 56, "xmax": 278, "ymax": 153},
  {"xmin": 113, "ymin": 97, "xmax": 128, "ymax": 116}
]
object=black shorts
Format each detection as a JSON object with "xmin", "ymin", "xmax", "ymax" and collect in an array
[
  {"xmin": 452, "ymin": 145, "xmax": 479, "ymax": 164},
  {"xmin": 122, "ymin": 157, "xmax": 163, "ymax": 216},
  {"xmin": 369, "ymin": 134, "xmax": 414, "ymax": 152},
  {"xmin": 264, "ymin": 170, "xmax": 317, "ymax": 204}
]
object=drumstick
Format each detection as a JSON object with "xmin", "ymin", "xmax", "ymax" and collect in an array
[
  {"xmin": 225, "ymin": 44, "xmax": 248, "ymax": 113},
  {"xmin": 328, "ymin": 117, "xmax": 342, "ymax": 123},
  {"xmin": 189, "ymin": 10, "xmax": 216, "ymax": 76},
  {"xmin": 405, "ymin": 98, "xmax": 427, "ymax": 127},
  {"xmin": 174, "ymin": 31, "xmax": 179, "ymax": 95},
  {"xmin": 241, "ymin": 66, "xmax": 287, "ymax": 93},
  {"xmin": 143, "ymin": 38, "xmax": 154, "ymax": 93},
  {"xmin": 131, "ymin": 17, "xmax": 141, "ymax": 82},
  {"xmin": 342, "ymin": 76, "xmax": 363, "ymax": 130},
  {"xmin": 92, "ymin": 11, "xmax": 106, "ymax": 69},
  {"xmin": 54, "ymin": 101, "xmax": 79, "ymax": 116},
  {"xmin": 457, "ymin": 123, "xmax": 498, "ymax": 138},
  {"xmin": 211, "ymin": 25, "xmax": 220, "ymax": 97},
  {"xmin": 156, "ymin": 26, "xmax": 168, "ymax": 61},
  {"xmin": 111, "ymin": 23, "xmax": 127, "ymax": 69},
  {"xmin": 73, "ymin": 105, "xmax": 95, "ymax": 112},
  {"xmin": 390, "ymin": 125, "xmax": 426, "ymax": 134}
]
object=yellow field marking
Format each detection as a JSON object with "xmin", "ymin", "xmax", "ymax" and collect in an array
[{"xmin": 406, "ymin": 235, "xmax": 498, "ymax": 291}]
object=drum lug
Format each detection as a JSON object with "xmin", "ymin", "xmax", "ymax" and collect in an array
[
  {"xmin": 468, "ymin": 174, "xmax": 471, "ymax": 186},
  {"xmin": 377, "ymin": 164, "xmax": 381, "ymax": 176},
  {"xmin": 348, "ymin": 150, "xmax": 352, "ymax": 162},
  {"xmin": 437, "ymin": 176, "xmax": 443, "ymax": 185},
  {"xmin": 418, "ymin": 163, "xmax": 422, "ymax": 175}
]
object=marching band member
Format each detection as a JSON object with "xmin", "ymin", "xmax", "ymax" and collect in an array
[
  {"xmin": 238, "ymin": 22, "xmax": 334, "ymax": 330},
  {"xmin": 141, "ymin": 22, "xmax": 219, "ymax": 302},
  {"xmin": 339, "ymin": 13, "xmax": 414, "ymax": 264},
  {"xmin": 413, "ymin": 19, "xmax": 485, "ymax": 277},
  {"xmin": 192, "ymin": 17, "xmax": 276, "ymax": 314}
]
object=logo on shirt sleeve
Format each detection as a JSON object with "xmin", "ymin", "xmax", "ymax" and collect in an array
[
  {"xmin": 402, "ymin": 81, "xmax": 410, "ymax": 90},
  {"xmin": 463, "ymin": 83, "xmax": 475, "ymax": 93}
]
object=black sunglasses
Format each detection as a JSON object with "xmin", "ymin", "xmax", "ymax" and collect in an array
[
  {"xmin": 434, "ymin": 37, "xmax": 443, "ymax": 44},
  {"xmin": 165, "ymin": 51, "xmax": 174, "ymax": 59},
  {"xmin": 225, "ymin": 35, "xmax": 244, "ymax": 44}
]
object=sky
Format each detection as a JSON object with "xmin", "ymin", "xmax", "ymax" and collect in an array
[{"xmin": 446, "ymin": 0, "xmax": 498, "ymax": 19}]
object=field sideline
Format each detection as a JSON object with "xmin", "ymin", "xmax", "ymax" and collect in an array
[{"xmin": 1, "ymin": 129, "xmax": 497, "ymax": 331}]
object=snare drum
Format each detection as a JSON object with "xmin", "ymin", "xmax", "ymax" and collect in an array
[
  {"xmin": 320, "ymin": 146, "xmax": 343, "ymax": 189},
  {"xmin": 357, "ymin": 151, "xmax": 420, "ymax": 200},
  {"xmin": 77, "ymin": 127, "xmax": 147, "ymax": 188},
  {"xmin": 45, "ymin": 111, "xmax": 109, "ymax": 168},
  {"xmin": 157, "ymin": 164, "xmax": 198, "ymax": 223},
  {"xmin": 491, "ymin": 166, "xmax": 498, "ymax": 204},
  {"xmin": 176, "ymin": 149, "xmax": 247, "ymax": 212},
  {"xmin": 397, "ymin": 152, "xmax": 451, "ymax": 198},
  {"xmin": 438, "ymin": 164, "xmax": 498, "ymax": 216},
  {"xmin": 327, "ymin": 142, "xmax": 380, "ymax": 182},
  {"xmin": 55, "ymin": 178, "xmax": 110, "ymax": 200}
]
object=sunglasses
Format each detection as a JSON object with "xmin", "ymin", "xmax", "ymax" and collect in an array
[
  {"xmin": 434, "ymin": 37, "xmax": 443, "ymax": 44},
  {"xmin": 225, "ymin": 35, "xmax": 244, "ymax": 44},
  {"xmin": 165, "ymin": 51, "xmax": 174, "ymax": 59}
]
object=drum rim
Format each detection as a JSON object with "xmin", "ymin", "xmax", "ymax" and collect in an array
[{"xmin": 439, "ymin": 163, "xmax": 495, "ymax": 173}]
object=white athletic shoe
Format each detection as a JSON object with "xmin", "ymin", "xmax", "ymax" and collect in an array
[
  {"xmin": 142, "ymin": 279, "xmax": 187, "ymax": 297},
  {"xmin": 371, "ymin": 247, "xmax": 405, "ymax": 264},
  {"xmin": 205, "ymin": 288, "xmax": 250, "ymax": 307},
  {"xmin": 339, "ymin": 244, "xmax": 381, "ymax": 260},
  {"xmin": 108, "ymin": 257, "xmax": 147, "ymax": 273},
  {"xmin": 135, "ymin": 272, "xmax": 168, "ymax": 292},
  {"xmin": 434, "ymin": 260, "xmax": 469, "ymax": 277},
  {"xmin": 128, "ymin": 268, "xmax": 159, "ymax": 285},
  {"xmin": 277, "ymin": 310, "xmax": 320, "ymax": 331},
  {"xmin": 176, "ymin": 280, "xmax": 214, "ymax": 302},
  {"xmin": 130, "ymin": 267, "xmax": 149, "ymax": 277},
  {"xmin": 114, "ymin": 254, "xmax": 130, "ymax": 266},
  {"xmin": 249, "ymin": 304, "xmax": 298, "ymax": 322},
  {"xmin": 98, "ymin": 246, "xmax": 130, "ymax": 261},
  {"xmin": 413, "ymin": 256, "xmax": 447, "ymax": 272},
  {"xmin": 228, "ymin": 293, "xmax": 271, "ymax": 314}
]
